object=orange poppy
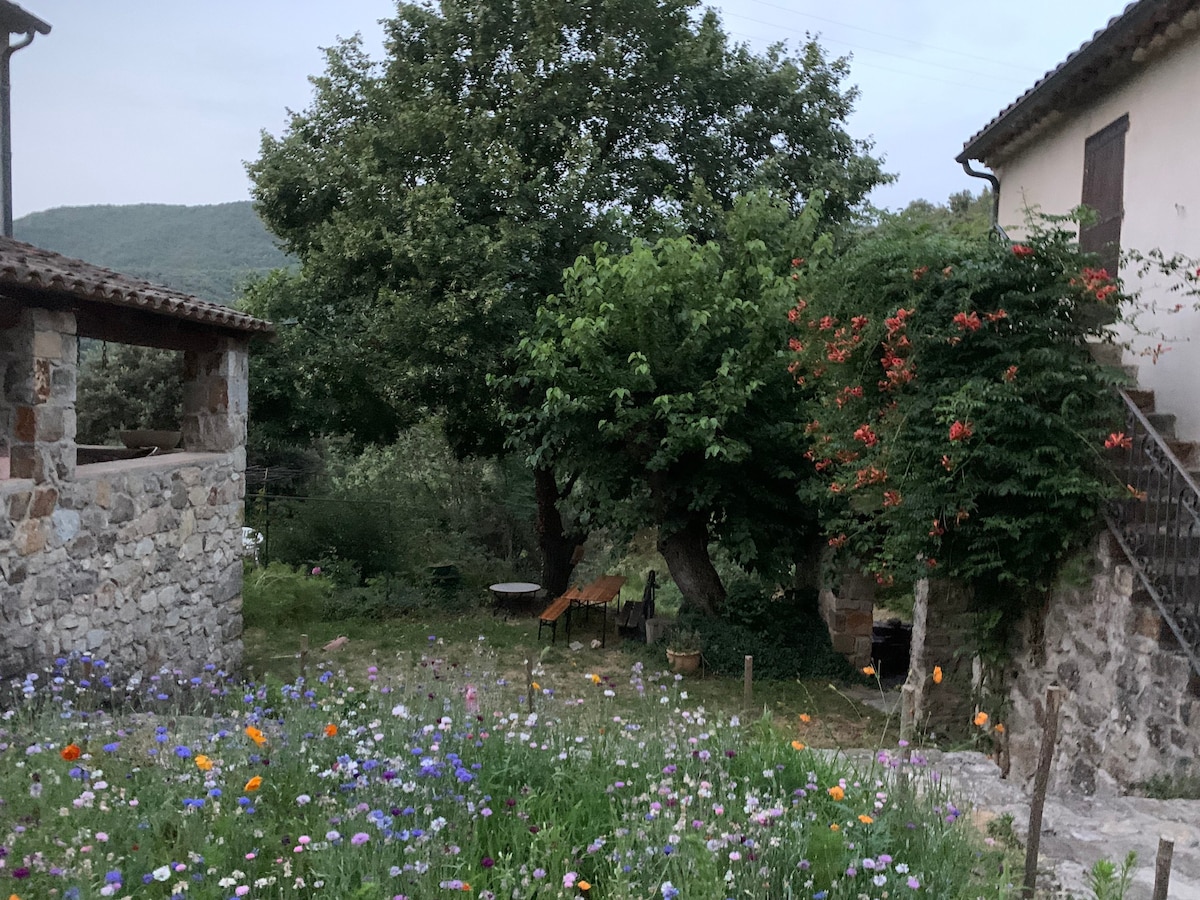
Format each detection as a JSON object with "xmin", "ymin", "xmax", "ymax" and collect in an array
[
  {"xmin": 827, "ymin": 785, "xmax": 845, "ymax": 801},
  {"xmin": 244, "ymin": 726, "xmax": 266, "ymax": 747},
  {"xmin": 323, "ymin": 724, "xmax": 338, "ymax": 737},
  {"xmin": 973, "ymin": 711, "xmax": 989, "ymax": 727},
  {"xmin": 791, "ymin": 740, "xmax": 806, "ymax": 751},
  {"xmin": 861, "ymin": 665, "xmax": 876, "ymax": 676},
  {"xmin": 858, "ymin": 814, "xmax": 874, "ymax": 824},
  {"xmin": 60, "ymin": 743, "xmax": 81, "ymax": 761},
  {"xmin": 244, "ymin": 776, "xmax": 263, "ymax": 792},
  {"xmin": 932, "ymin": 666, "xmax": 943, "ymax": 685},
  {"xmin": 195, "ymin": 755, "xmax": 213, "ymax": 772}
]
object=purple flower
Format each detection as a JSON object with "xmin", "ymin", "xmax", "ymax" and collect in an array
[
  {"xmin": 351, "ymin": 832, "xmax": 370, "ymax": 846},
  {"xmin": 481, "ymin": 857, "xmax": 495, "ymax": 868}
]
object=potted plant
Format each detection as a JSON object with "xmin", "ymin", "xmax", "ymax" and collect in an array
[{"xmin": 666, "ymin": 626, "xmax": 703, "ymax": 674}]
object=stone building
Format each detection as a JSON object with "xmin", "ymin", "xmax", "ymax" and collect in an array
[{"xmin": 0, "ymin": 237, "xmax": 273, "ymax": 677}]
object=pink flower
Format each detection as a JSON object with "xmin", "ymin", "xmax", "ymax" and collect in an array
[
  {"xmin": 311, "ymin": 566, "xmax": 322, "ymax": 576},
  {"xmin": 948, "ymin": 420, "xmax": 973, "ymax": 442}
]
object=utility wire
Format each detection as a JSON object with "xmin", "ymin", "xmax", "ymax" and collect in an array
[
  {"xmin": 728, "ymin": 0, "xmax": 1047, "ymax": 76},
  {"xmin": 720, "ymin": 8, "xmax": 1033, "ymax": 86}
]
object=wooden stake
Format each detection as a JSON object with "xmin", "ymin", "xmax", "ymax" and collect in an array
[
  {"xmin": 1022, "ymin": 685, "xmax": 1065, "ymax": 899},
  {"xmin": 1152, "ymin": 835, "xmax": 1174, "ymax": 900},
  {"xmin": 526, "ymin": 658, "xmax": 536, "ymax": 715},
  {"xmin": 743, "ymin": 656, "xmax": 753, "ymax": 711},
  {"xmin": 299, "ymin": 634, "xmax": 309, "ymax": 679}
]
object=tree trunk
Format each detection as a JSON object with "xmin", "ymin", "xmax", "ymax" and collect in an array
[
  {"xmin": 657, "ymin": 514, "xmax": 726, "ymax": 616},
  {"xmin": 534, "ymin": 465, "xmax": 583, "ymax": 597}
]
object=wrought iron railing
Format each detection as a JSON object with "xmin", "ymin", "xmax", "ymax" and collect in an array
[{"xmin": 1104, "ymin": 389, "xmax": 1200, "ymax": 677}]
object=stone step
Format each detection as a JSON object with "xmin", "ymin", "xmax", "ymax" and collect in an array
[
  {"xmin": 1147, "ymin": 412, "xmax": 1178, "ymax": 439},
  {"xmin": 1126, "ymin": 388, "xmax": 1156, "ymax": 412}
]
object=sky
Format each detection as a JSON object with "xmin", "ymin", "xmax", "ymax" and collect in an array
[{"xmin": 8, "ymin": 0, "xmax": 1133, "ymax": 219}]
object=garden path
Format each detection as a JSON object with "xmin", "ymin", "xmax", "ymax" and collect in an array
[{"xmin": 924, "ymin": 751, "xmax": 1200, "ymax": 900}]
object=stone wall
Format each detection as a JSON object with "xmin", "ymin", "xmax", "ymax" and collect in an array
[
  {"xmin": 818, "ymin": 572, "xmax": 875, "ymax": 668},
  {"xmin": 1005, "ymin": 532, "xmax": 1200, "ymax": 794},
  {"xmin": 0, "ymin": 452, "xmax": 244, "ymax": 678}
]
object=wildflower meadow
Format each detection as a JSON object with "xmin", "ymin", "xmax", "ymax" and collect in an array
[{"xmin": 1, "ymin": 641, "xmax": 1015, "ymax": 899}]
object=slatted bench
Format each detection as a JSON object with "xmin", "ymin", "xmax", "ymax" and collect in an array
[{"xmin": 537, "ymin": 588, "xmax": 580, "ymax": 643}]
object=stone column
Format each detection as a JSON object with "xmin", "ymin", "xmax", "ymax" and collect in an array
[
  {"xmin": 4, "ymin": 306, "xmax": 77, "ymax": 484},
  {"xmin": 181, "ymin": 338, "xmax": 248, "ymax": 459},
  {"xmin": 818, "ymin": 572, "xmax": 876, "ymax": 668}
]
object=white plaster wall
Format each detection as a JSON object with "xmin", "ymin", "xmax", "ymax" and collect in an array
[{"xmin": 992, "ymin": 29, "xmax": 1200, "ymax": 441}]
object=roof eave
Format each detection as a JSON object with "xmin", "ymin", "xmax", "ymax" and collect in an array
[{"xmin": 956, "ymin": 0, "xmax": 1177, "ymax": 165}]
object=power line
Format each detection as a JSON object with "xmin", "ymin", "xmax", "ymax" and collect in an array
[
  {"xmin": 720, "ymin": 8, "xmax": 1033, "ymax": 86},
  {"xmin": 726, "ymin": 0, "xmax": 1046, "ymax": 76}
]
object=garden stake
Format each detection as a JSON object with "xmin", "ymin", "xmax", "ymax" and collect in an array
[
  {"xmin": 1152, "ymin": 835, "xmax": 1174, "ymax": 900},
  {"xmin": 1022, "ymin": 685, "xmax": 1064, "ymax": 899},
  {"xmin": 743, "ymin": 656, "xmax": 753, "ymax": 711},
  {"xmin": 526, "ymin": 658, "xmax": 536, "ymax": 714},
  {"xmin": 299, "ymin": 634, "xmax": 309, "ymax": 679}
]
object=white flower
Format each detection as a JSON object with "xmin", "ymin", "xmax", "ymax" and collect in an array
[{"xmin": 153, "ymin": 866, "xmax": 171, "ymax": 882}]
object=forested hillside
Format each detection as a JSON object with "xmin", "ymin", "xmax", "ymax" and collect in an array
[{"xmin": 14, "ymin": 201, "xmax": 290, "ymax": 303}]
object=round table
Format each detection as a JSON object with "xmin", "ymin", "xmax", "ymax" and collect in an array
[{"xmin": 489, "ymin": 582, "xmax": 541, "ymax": 616}]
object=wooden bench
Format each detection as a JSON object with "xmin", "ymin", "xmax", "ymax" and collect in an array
[{"xmin": 537, "ymin": 588, "xmax": 581, "ymax": 643}]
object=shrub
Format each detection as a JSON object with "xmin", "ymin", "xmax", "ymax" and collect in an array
[
  {"xmin": 684, "ymin": 575, "xmax": 852, "ymax": 680},
  {"xmin": 242, "ymin": 561, "xmax": 331, "ymax": 628}
]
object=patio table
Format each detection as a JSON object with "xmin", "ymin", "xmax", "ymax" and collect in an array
[{"xmin": 489, "ymin": 581, "xmax": 540, "ymax": 617}]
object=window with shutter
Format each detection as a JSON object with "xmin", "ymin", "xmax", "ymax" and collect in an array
[{"xmin": 1080, "ymin": 114, "xmax": 1128, "ymax": 276}]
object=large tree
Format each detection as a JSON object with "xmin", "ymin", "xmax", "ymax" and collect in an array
[
  {"xmin": 507, "ymin": 193, "xmax": 824, "ymax": 614},
  {"xmin": 245, "ymin": 0, "xmax": 884, "ymax": 593}
]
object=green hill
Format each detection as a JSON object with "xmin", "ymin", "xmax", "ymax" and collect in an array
[{"xmin": 13, "ymin": 201, "xmax": 291, "ymax": 304}]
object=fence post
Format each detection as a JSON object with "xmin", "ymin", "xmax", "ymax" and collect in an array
[
  {"xmin": 1152, "ymin": 835, "xmax": 1174, "ymax": 900},
  {"xmin": 743, "ymin": 656, "xmax": 753, "ymax": 711},
  {"xmin": 1022, "ymin": 685, "xmax": 1065, "ymax": 899}
]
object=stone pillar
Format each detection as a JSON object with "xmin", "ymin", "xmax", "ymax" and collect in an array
[
  {"xmin": 182, "ymin": 339, "xmax": 248, "ymax": 457},
  {"xmin": 3, "ymin": 306, "xmax": 77, "ymax": 484},
  {"xmin": 921, "ymin": 579, "xmax": 976, "ymax": 731},
  {"xmin": 819, "ymin": 572, "xmax": 876, "ymax": 668}
]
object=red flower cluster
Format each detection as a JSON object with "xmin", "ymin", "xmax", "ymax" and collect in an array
[
  {"xmin": 1003, "ymin": 365, "xmax": 1018, "ymax": 383},
  {"xmin": 1012, "ymin": 244, "xmax": 1035, "ymax": 257},
  {"xmin": 1104, "ymin": 432, "xmax": 1133, "ymax": 450},
  {"xmin": 853, "ymin": 424, "xmax": 878, "ymax": 447},
  {"xmin": 882, "ymin": 490, "xmax": 902, "ymax": 507},
  {"xmin": 948, "ymin": 420, "xmax": 973, "ymax": 442},
  {"xmin": 952, "ymin": 311, "xmax": 982, "ymax": 332}
]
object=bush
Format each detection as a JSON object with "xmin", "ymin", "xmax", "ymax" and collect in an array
[
  {"xmin": 242, "ymin": 561, "xmax": 331, "ymax": 628},
  {"xmin": 683, "ymin": 575, "xmax": 852, "ymax": 680}
]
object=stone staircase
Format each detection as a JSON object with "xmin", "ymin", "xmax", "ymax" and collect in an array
[{"xmin": 1091, "ymin": 342, "xmax": 1200, "ymax": 475}]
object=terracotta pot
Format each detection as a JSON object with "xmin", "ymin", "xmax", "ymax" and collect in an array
[{"xmin": 666, "ymin": 649, "xmax": 701, "ymax": 674}]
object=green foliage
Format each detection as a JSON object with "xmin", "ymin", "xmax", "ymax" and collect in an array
[
  {"xmin": 505, "ymin": 193, "xmax": 825, "ymax": 608},
  {"xmin": 244, "ymin": 0, "xmax": 885, "ymax": 459},
  {"xmin": 75, "ymin": 343, "xmax": 183, "ymax": 443},
  {"xmin": 886, "ymin": 189, "xmax": 994, "ymax": 239},
  {"xmin": 791, "ymin": 219, "xmax": 1123, "ymax": 615},
  {"xmin": 1137, "ymin": 772, "xmax": 1200, "ymax": 799},
  {"xmin": 14, "ymin": 202, "xmax": 289, "ymax": 303},
  {"xmin": 1087, "ymin": 851, "xmax": 1137, "ymax": 900},
  {"xmin": 248, "ymin": 419, "xmax": 538, "ymax": 591},
  {"xmin": 683, "ymin": 575, "xmax": 853, "ymax": 680},
  {"xmin": 665, "ymin": 625, "xmax": 703, "ymax": 654},
  {"xmin": 242, "ymin": 561, "xmax": 332, "ymax": 629}
]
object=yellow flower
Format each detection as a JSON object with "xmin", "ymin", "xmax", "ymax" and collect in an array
[
  {"xmin": 827, "ymin": 785, "xmax": 845, "ymax": 801},
  {"xmin": 244, "ymin": 775, "xmax": 263, "ymax": 792},
  {"xmin": 858, "ymin": 814, "xmax": 874, "ymax": 824},
  {"xmin": 799, "ymin": 713, "xmax": 812, "ymax": 724},
  {"xmin": 244, "ymin": 725, "xmax": 266, "ymax": 747},
  {"xmin": 932, "ymin": 665, "xmax": 943, "ymax": 685},
  {"xmin": 194, "ymin": 755, "xmax": 213, "ymax": 772},
  {"xmin": 862, "ymin": 665, "xmax": 876, "ymax": 676},
  {"xmin": 830, "ymin": 823, "xmax": 840, "ymax": 831},
  {"xmin": 974, "ymin": 711, "xmax": 989, "ymax": 727},
  {"xmin": 578, "ymin": 880, "xmax": 592, "ymax": 891},
  {"xmin": 791, "ymin": 740, "xmax": 806, "ymax": 751},
  {"xmin": 589, "ymin": 673, "xmax": 601, "ymax": 685},
  {"xmin": 531, "ymin": 682, "xmax": 540, "ymax": 691}
]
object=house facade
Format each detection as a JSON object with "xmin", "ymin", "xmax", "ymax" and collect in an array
[
  {"xmin": 0, "ymin": 238, "xmax": 273, "ymax": 677},
  {"xmin": 958, "ymin": 0, "xmax": 1200, "ymax": 441}
]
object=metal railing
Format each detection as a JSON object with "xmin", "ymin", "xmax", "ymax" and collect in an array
[{"xmin": 1104, "ymin": 389, "xmax": 1200, "ymax": 677}]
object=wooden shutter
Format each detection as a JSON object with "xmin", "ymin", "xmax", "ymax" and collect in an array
[{"xmin": 1080, "ymin": 114, "xmax": 1128, "ymax": 276}]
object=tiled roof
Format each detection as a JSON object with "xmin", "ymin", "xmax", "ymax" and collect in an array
[
  {"xmin": 0, "ymin": 237, "xmax": 274, "ymax": 336},
  {"xmin": 958, "ymin": 0, "xmax": 1200, "ymax": 165}
]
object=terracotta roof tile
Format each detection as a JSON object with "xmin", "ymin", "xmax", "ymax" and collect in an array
[
  {"xmin": 0, "ymin": 236, "xmax": 274, "ymax": 336},
  {"xmin": 958, "ymin": 0, "xmax": 1199, "ymax": 164}
]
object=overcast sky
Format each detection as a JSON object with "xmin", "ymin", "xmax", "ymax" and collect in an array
[{"xmin": 9, "ymin": 0, "xmax": 1131, "ymax": 219}]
